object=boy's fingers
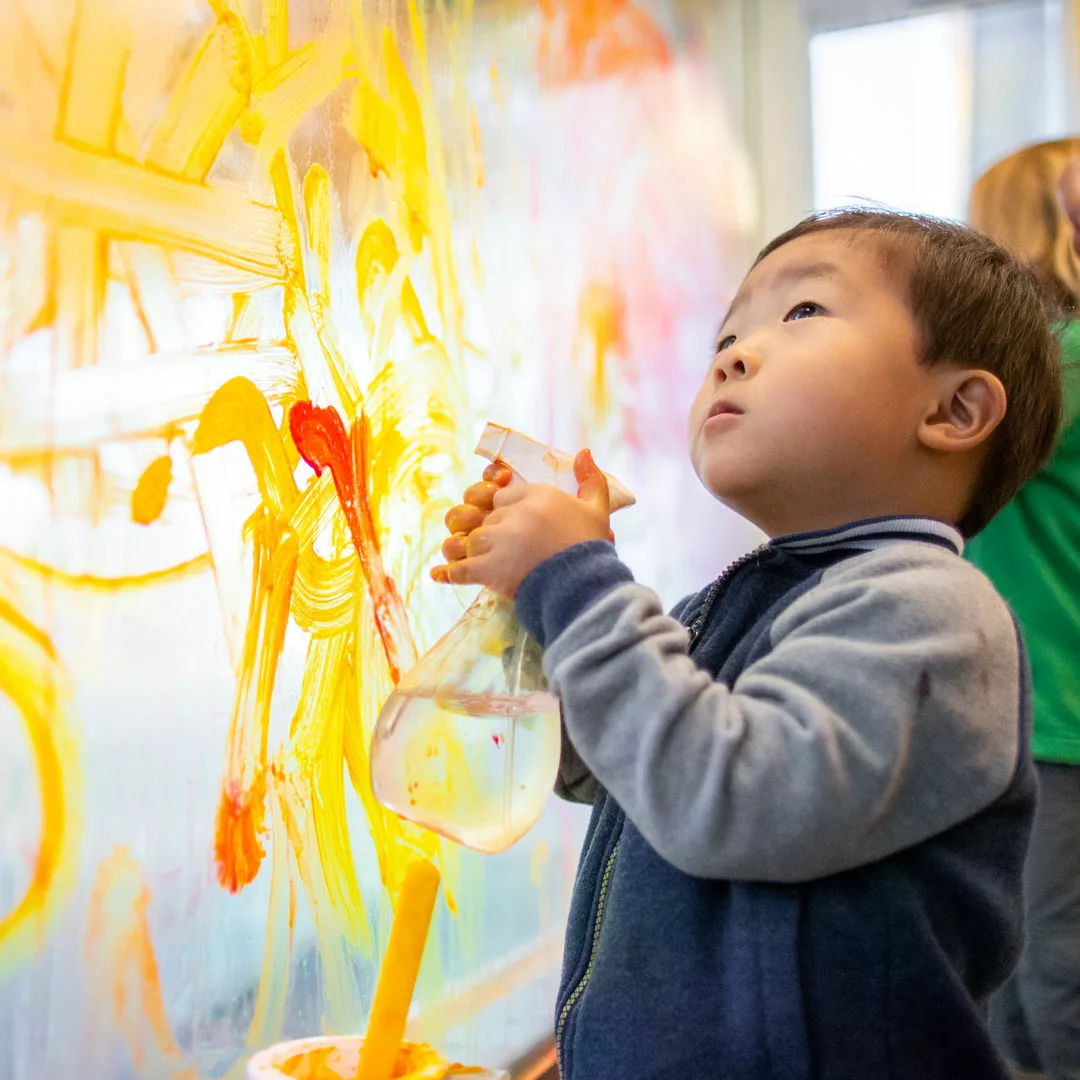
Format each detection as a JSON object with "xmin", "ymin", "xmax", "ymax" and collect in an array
[
  {"xmin": 441, "ymin": 533, "xmax": 468, "ymax": 562},
  {"xmin": 483, "ymin": 461, "xmax": 513, "ymax": 486},
  {"xmin": 445, "ymin": 502, "xmax": 487, "ymax": 534},
  {"xmin": 463, "ymin": 479, "xmax": 500, "ymax": 511},
  {"xmin": 443, "ymin": 555, "xmax": 486, "ymax": 585},
  {"xmin": 491, "ymin": 483, "xmax": 529, "ymax": 509},
  {"xmin": 465, "ymin": 528, "xmax": 493, "ymax": 558},
  {"xmin": 574, "ymin": 449, "xmax": 610, "ymax": 516}
]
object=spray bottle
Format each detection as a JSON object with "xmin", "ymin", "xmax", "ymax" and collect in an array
[{"xmin": 370, "ymin": 424, "xmax": 634, "ymax": 854}]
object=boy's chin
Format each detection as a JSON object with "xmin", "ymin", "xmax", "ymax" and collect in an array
[{"xmin": 693, "ymin": 459, "xmax": 760, "ymax": 506}]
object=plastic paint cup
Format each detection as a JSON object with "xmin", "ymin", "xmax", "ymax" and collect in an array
[{"xmin": 245, "ymin": 1035, "xmax": 508, "ymax": 1080}]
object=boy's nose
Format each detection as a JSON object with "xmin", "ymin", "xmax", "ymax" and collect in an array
[{"xmin": 714, "ymin": 345, "xmax": 758, "ymax": 383}]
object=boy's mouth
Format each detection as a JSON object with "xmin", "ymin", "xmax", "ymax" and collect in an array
[{"xmin": 704, "ymin": 399, "xmax": 744, "ymax": 425}]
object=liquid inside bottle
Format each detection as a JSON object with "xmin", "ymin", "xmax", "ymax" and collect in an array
[{"xmin": 370, "ymin": 591, "xmax": 561, "ymax": 853}]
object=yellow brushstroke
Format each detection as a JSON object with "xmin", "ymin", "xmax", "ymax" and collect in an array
[
  {"xmin": 246, "ymin": 773, "xmax": 295, "ymax": 1052},
  {"xmin": 292, "ymin": 546, "xmax": 357, "ymax": 637},
  {"xmin": 264, "ymin": 0, "xmax": 289, "ymax": 67},
  {"xmin": 193, "ymin": 377, "xmax": 300, "ymax": 893},
  {"xmin": 0, "ymin": 597, "xmax": 79, "ymax": 972},
  {"xmin": 0, "ymin": 131, "xmax": 291, "ymax": 281},
  {"xmin": 50, "ymin": 0, "xmax": 130, "ymax": 377},
  {"xmin": 243, "ymin": 28, "xmax": 351, "ymax": 161},
  {"xmin": 348, "ymin": 29, "xmax": 430, "ymax": 253},
  {"xmin": 144, "ymin": 21, "xmax": 253, "ymax": 181},
  {"xmin": 0, "ymin": 548, "xmax": 213, "ymax": 590},
  {"xmin": 303, "ymin": 163, "xmax": 333, "ymax": 307},
  {"xmin": 355, "ymin": 219, "xmax": 430, "ymax": 344},
  {"xmin": 131, "ymin": 455, "xmax": 173, "ymax": 525}
]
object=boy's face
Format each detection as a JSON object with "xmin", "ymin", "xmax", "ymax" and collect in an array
[{"xmin": 688, "ymin": 231, "xmax": 940, "ymax": 535}]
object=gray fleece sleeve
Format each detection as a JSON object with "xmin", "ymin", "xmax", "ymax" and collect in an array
[{"xmin": 519, "ymin": 541, "xmax": 1022, "ymax": 882}]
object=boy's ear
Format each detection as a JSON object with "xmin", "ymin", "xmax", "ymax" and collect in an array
[{"xmin": 917, "ymin": 368, "xmax": 1007, "ymax": 454}]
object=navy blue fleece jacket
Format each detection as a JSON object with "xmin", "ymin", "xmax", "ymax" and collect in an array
[{"xmin": 515, "ymin": 517, "xmax": 1034, "ymax": 1080}]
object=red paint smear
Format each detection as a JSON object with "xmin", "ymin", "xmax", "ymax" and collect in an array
[
  {"xmin": 492, "ymin": 734, "xmax": 502, "ymax": 748},
  {"xmin": 288, "ymin": 400, "xmax": 417, "ymax": 683}
]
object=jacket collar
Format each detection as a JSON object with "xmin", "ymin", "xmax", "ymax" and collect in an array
[{"xmin": 769, "ymin": 515, "xmax": 964, "ymax": 557}]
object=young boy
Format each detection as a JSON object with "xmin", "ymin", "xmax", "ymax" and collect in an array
[{"xmin": 433, "ymin": 209, "xmax": 1063, "ymax": 1079}]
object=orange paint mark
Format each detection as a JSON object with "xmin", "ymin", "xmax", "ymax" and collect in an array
[
  {"xmin": 537, "ymin": 0, "xmax": 671, "ymax": 88},
  {"xmin": 87, "ymin": 848, "xmax": 199, "ymax": 1079},
  {"xmin": 288, "ymin": 400, "xmax": 418, "ymax": 684},
  {"xmin": 130, "ymin": 454, "xmax": 172, "ymax": 525}
]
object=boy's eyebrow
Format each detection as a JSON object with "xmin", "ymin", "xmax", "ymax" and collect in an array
[{"xmin": 721, "ymin": 260, "xmax": 848, "ymax": 326}]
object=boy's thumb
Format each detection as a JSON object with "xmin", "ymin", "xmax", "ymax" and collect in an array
[{"xmin": 574, "ymin": 449, "xmax": 610, "ymax": 515}]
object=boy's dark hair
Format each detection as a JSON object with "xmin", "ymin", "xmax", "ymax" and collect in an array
[{"xmin": 757, "ymin": 208, "xmax": 1063, "ymax": 537}]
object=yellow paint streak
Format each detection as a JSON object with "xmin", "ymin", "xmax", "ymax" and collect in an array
[
  {"xmin": 265, "ymin": 0, "xmax": 289, "ymax": 66},
  {"xmin": 86, "ymin": 848, "xmax": 199, "ymax": 1079},
  {"xmin": 193, "ymin": 378, "xmax": 301, "ymax": 892},
  {"xmin": 576, "ymin": 280, "xmax": 626, "ymax": 424},
  {"xmin": 144, "ymin": 22, "xmax": 253, "ymax": 181},
  {"xmin": 53, "ymin": 227, "xmax": 107, "ymax": 371},
  {"xmin": 0, "ymin": 130, "xmax": 291, "ymax": 281},
  {"xmin": 292, "ymin": 547, "xmax": 358, "ymax": 637},
  {"xmin": 0, "ymin": 548, "xmax": 213, "ymax": 591},
  {"xmin": 56, "ymin": 0, "xmax": 131, "ymax": 150},
  {"xmin": 131, "ymin": 454, "xmax": 173, "ymax": 525},
  {"xmin": 303, "ymin": 163, "xmax": 333, "ymax": 307},
  {"xmin": 0, "ymin": 598, "xmax": 79, "ymax": 971},
  {"xmin": 355, "ymin": 219, "xmax": 430, "ymax": 344},
  {"xmin": 244, "ymin": 29, "xmax": 351, "ymax": 161},
  {"xmin": 192, "ymin": 377, "xmax": 299, "ymax": 516},
  {"xmin": 348, "ymin": 29, "xmax": 430, "ymax": 252},
  {"xmin": 51, "ymin": 0, "xmax": 131, "ymax": 374},
  {"xmin": 247, "ymin": 776, "xmax": 295, "ymax": 1051}
]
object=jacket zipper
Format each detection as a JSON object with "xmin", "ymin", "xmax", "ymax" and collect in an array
[
  {"xmin": 553, "ymin": 544, "xmax": 768, "ymax": 1075},
  {"xmin": 555, "ymin": 837, "xmax": 622, "ymax": 1075},
  {"xmin": 687, "ymin": 543, "xmax": 769, "ymax": 648}
]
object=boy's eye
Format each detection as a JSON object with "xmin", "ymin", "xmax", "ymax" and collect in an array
[
  {"xmin": 716, "ymin": 334, "xmax": 736, "ymax": 352},
  {"xmin": 784, "ymin": 301, "xmax": 825, "ymax": 321}
]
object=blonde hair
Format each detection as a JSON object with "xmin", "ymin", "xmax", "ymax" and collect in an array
[{"xmin": 969, "ymin": 137, "xmax": 1080, "ymax": 314}]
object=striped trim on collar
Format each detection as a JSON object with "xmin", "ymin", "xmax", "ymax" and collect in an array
[{"xmin": 769, "ymin": 516, "xmax": 964, "ymax": 557}]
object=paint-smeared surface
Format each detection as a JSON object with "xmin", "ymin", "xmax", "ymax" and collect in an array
[{"xmin": 0, "ymin": 1, "xmax": 754, "ymax": 1076}]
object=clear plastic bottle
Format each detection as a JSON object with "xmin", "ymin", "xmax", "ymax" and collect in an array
[{"xmin": 370, "ymin": 424, "xmax": 634, "ymax": 853}]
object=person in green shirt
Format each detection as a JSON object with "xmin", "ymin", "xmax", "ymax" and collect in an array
[{"xmin": 968, "ymin": 137, "xmax": 1080, "ymax": 1080}]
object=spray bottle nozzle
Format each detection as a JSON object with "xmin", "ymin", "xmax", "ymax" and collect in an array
[{"xmin": 474, "ymin": 423, "xmax": 636, "ymax": 509}]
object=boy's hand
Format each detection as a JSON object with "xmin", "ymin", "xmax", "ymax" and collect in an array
[{"xmin": 431, "ymin": 450, "xmax": 613, "ymax": 598}]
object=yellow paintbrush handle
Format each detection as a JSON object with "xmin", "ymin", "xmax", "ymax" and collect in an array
[{"xmin": 356, "ymin": 859, "xmax": 441, "ymax": 1080}]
